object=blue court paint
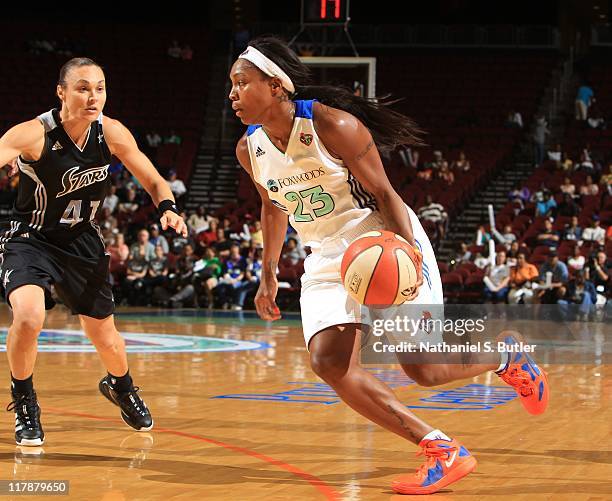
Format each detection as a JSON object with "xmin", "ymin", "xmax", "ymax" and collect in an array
[
  {"xmin": 0, "ymin": 329, "xmax": 269, "ymax": 353},
  {"xmin": 213, "ymin": 369, "xmax": 517, "ymax": 410}
]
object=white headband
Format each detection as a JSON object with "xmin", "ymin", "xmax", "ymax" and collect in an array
[{"xmin": 238, "ymin": 46, "xmax": 295, "ymax": 94}]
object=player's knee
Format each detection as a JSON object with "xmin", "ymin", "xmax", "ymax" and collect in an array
[
  {"xmin": 406, "ymin": 365, "xmax": 447, "ymax": 387},
  {"xmin": 309, "ymin": 351, "xmax": 350, "ymax": 383},
  {"xmin": 93, "ymin": 330, "xmax": 124, "ymax": 353},
  {"xmin": 11, "ymin": 313, "xmax": 44, "ymax": 339}
]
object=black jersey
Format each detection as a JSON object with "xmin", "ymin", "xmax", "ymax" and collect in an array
[{"xmin": 13, "ymin": 109, "xmax": 112, "ymax": 243}]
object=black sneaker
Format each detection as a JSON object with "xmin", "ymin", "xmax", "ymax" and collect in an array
[
  {"xmin": 98, "ymin": 377, "xmax": 153, "ymax": 431},
  {"xmin": 6, "ymin": 391, "xmax": 45, "ymax": 446}
]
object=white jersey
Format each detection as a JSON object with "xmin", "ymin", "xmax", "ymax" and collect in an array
[{"xmin": 247, "ymin": 100, "xmax": 376, "ymax": 248}]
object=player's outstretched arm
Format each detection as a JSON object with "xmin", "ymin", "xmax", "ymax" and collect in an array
[
  {"xmin": 236, "ymin": 134, "xmax": 287, "ymax": 321},
  {"xmin": 0, "ymin": 120, "xmax": 45, "ymax": 176},
  {"xmin": 103, "ymin": 117, "xmax": 187, "ymax": 237}
]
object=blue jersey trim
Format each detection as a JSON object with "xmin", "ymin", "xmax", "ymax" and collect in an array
[
  {"xmin": 294, "ymin": 100, "xmax": 315, "ymax": 119},
  {"xmin": 247, "ymin": 125, "xmax": 262, "ymax": 136}
]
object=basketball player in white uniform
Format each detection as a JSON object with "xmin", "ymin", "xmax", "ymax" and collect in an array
[{"xmin": 230, "ymin": 37, "xmax": 549, "ymax": 495}]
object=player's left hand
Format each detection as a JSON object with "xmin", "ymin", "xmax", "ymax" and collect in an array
[{"xmin": 160, "ymin": 211, "xmax": 188, "ymax": 237}]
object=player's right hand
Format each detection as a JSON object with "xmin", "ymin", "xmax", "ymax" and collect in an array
[
  {"xmin": 7, "ymin": 158, "xmax": 18, "ymax": 177},
  {"xmin": 254, "ymin": 278, "xmax": 281, "ymax": 321}
]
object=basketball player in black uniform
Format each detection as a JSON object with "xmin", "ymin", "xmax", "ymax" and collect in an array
[{"xmin": 0, "ymin": 58, "xmax": 188, "ymax": 446}]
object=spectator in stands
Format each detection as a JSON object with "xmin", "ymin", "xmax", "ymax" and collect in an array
[
  {"xmin": 558, "ymin": 271, "xmax": 597, "ymax": 320},
  {"xmin": 130, "ymin": 228, "xmax": 156, "ymax": 262},
  {"xmin": 532, "ymin": 116, "xmax": 549, "ymax": 166},
  {"xmin": 601, "ymin": 164, "xmax": 612, "ymax": 196},
  {"xmin": 431, "ymin": 150, "xmax": 445, "ymax": 170},
  {"xmin": 282, "ymin": 237, "xmax": 306, "ymax": 265},
  {"xmin": 492, "ymin": 224, "xmax": 517, "ymax": 250},
  {"xmin": 452, "ymin": 242, "xmax": 471, "ymax": 266},
  {"xmin": 506, "ymin": 241, "xmax": 521, "ymax": 267},
  {"xmin": 107, "ymin": 233, "xmax": 129, "ymax": 278},
  {"xmin": 196, "ymin": 219, "xmax": 219, "ymax": 249},
  {"xmin": 561, "ymin": 152, "xmax": 574, "ymax": 172},
  {"xmin": 144, "ymin": 245, "xmax": 169, "ymax": 303},
  {"xmin": 418, "ymin": 195, "xmax": 447, "ymax": 239},
  {"xmin": 98, "ymin": 207, "xmax": 118, "ymax": 238},
  {"xmin": 579, "ymin": 175, "xmax": 599, "ymax": 196},
  {"xmin": 103, "ymin": 184, "xmax": 119, "ymax": 214},
  {"xmin": 563, "ymin": 216, "xmax": 583, "ymax": 241},
  {"xmin": 575, "ymin": 83, "xmax": 594, "ymax": 121},
  {"xmin": 167, "ymin": 243, "xmax": 198, "ymax": 308},
  {"xmin": 535, "ymin": 191, "xmax": 557, "ymax": 217},
  {"xmin": 508, "ymin": 186, "xmax": 530, "ymax": 210},
  {"xmin": 536, "ymin": 251, "xmax": 569, "ymax": 304},
  {"xmin": 567, "ymin": 245, "xmax": 586, "ymax": 271},
  {"xmin": 118, "ymin": 187, "xmax": 139, "ymax": 215},
  {"xmin": 167, "ymin": 40, "xmax": 182, "ymax": 58},
  {"xmin": 145, "ymin": 130, "xmax": 162, "ymax": 149},
  {"xmin": 250, "ymin": 220, "xmax": 264, "ymax": 248},
  {"xmin": 473, "ymin": 251, "xmax": 490, "ymax": 270},
  {"xmin": 475, "ymin": 224, "xmax": 492, "ymax": 246},
  {"xmin": 165, "ymin": 130, "xmax": 182, "ymax": 145},
  {"xmin": 483, "ymin": 251, "xmax": 510, "ymax": 303},
  {"xmin": 166, "ymin": 169, "xmax": 187, "ymax": 206},
  {"xmin": 193, "ymin": 246, "xmax": 223, "ymax": 308},
  {"xmin": 214, "ymin": 227, "xmax": 233, "ymax": 257},
  {"xmin": 188, "ymin": 206, "xmax": 212, "ymax": 234},
  {"xmin": 124, "ymin": 248, "xmax": 148, "ymax": 305},
  {"xmin": 181, "ymin": 44, "xmax": 193, "ymax": 61},
  {"xmin": 577, "ymin": 148, "xmax": 594, "ymax": 174},
  {"xmin": 216, "ymin": 244, "xmax": 248, "ymax": 309},
  {"xmin": 557, "ymin": 193, "xmax": 580, "ymax": 218},
  {"xmin": 508, "ymin": 252, "xmax": 539, "ymax": 304},
  {"xmin": 149, "ymin": 223, "xmax": 169, "ymax": 255},
  {"xmin": 397, "ymin": 145, "xmax": 419, "ymax": 170},
  {"xmin": 537, "ymin": 219, "xmax": 560, "ymax": 249},
  {"xmin": 585, "ymin": 250, "xmax": 610, "ymax": 293},
  {"xmin": 416, "ymin": 162, "xmax": 433, "ymax": 181},
  {"xmin": 505, "ymin": 110, "xmax": 523, "ymax": 128},
  {"xmin": 582, "ymin": 216, "xmax": 605, "ymax": 246},
  {"xmin": 438, "ymin": 161, "xmax": 454, "ymax": 186},
  {"xmin": 233, "ymin": 248, "xmax": 263, "ymax": 311},
  {"xmin": 547, "ymin": 144, "xmax": 562, "ymax": 166},
  {"xmin": 451, "ymin": 151, "xmax": 471, "ymax": 172},
  {"xmin": 560, "ymin": 177, "xmax": 576, "ymax": 197}
]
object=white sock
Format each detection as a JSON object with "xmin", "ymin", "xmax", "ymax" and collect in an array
[
  {"xmin": 422, "ymin": 429, "xmax": 451, "ymax": 442},
  {"xmin": 495, "ymin": 351, "xmax": 511, "ymax": 373}
]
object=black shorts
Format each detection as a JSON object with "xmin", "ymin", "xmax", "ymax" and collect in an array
[{"xmin": 0, "ymin": 222, "xmax": 114, "ymax": 319}]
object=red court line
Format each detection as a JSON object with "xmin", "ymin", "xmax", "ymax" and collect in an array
[{"xmin": 44, "ymin": 406, "xmax": 340, "ymax": 500}]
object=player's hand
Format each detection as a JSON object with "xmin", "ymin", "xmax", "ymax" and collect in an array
[
  {"xmin": 7, "ymin": 158, "xmax": 18, "ymax": 177},
  {"xmin": 160, "ymin": 211, "xmax": 188, "ymax": 237},
  {"xmin": 255, "ymin": 277, "xmax": 281, "ymax": 321},
  {"xmin": 402, "ymin": 245, "xmax": 424, "ymax": 302}
]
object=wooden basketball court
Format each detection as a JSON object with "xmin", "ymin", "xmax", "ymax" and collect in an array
[{"xmin": 0, "ymin": 304, "xmax": 610, "ymax": 500}]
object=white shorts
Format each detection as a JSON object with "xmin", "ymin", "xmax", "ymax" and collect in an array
[{"xmin": 300, "ymin": 207, "xmax": 444, "ymax": 349}]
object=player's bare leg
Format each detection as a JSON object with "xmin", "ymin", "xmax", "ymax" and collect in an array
[{"xmin": 80, "ymin": 315, "xmax": 153, "ymax": 431}]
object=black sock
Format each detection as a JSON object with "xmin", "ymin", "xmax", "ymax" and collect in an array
[
  {"xmin": 11, "ymin": 374, "xmax": 34, "ymax": 396},
  {"xmin": 108, "ymin": 370, "xmax": 133, "ymax": 393}
]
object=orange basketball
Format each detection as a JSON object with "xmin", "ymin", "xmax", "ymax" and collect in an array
[{"xmin": 340, "ymin": 230, "xmax": 421, "ymax": 306}]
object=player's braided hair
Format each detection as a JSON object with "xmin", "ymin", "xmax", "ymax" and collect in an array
[{"xmin": 248, "ymin": 36, "xmax": 424, "ymax": 151}]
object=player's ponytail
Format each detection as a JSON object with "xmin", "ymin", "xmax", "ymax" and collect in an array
[{"xmin": 248, "ymin": 36, "xmax": 424, "ymax": 151}]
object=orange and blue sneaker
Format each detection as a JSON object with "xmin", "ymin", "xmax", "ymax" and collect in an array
[
  {"xmin": 391, "ymin": 438, "xmax": 477, "ymax": 495},
  {"xmin": 496, "ymin": 331, "xmax": 549, "ymax": 415}
]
